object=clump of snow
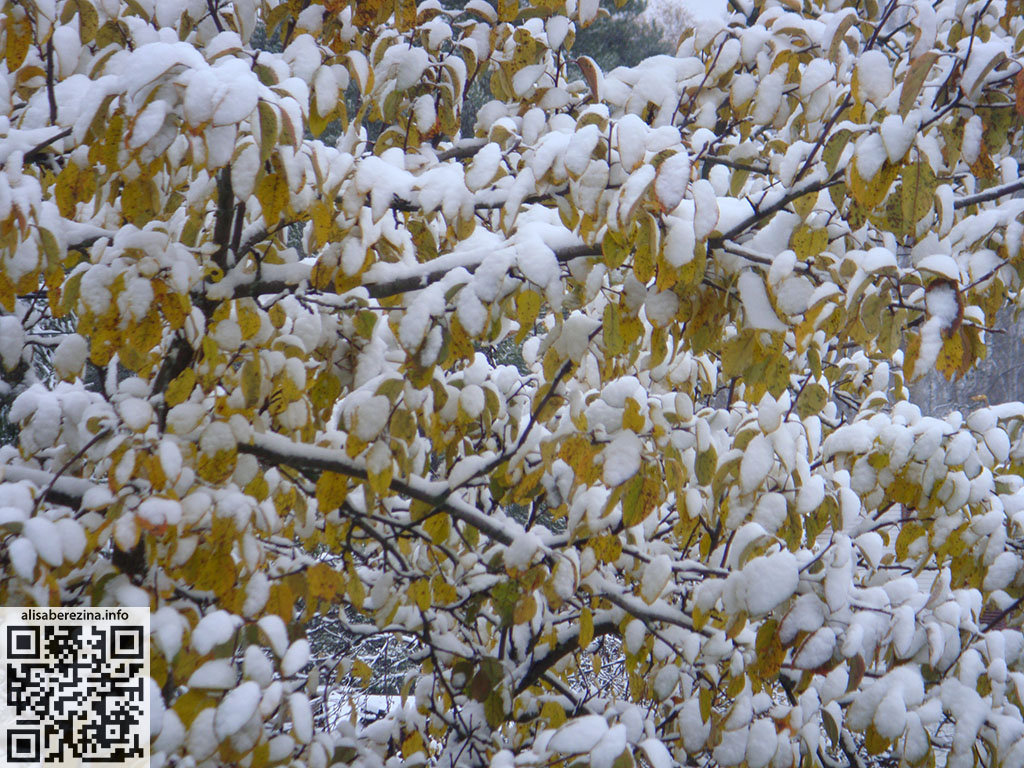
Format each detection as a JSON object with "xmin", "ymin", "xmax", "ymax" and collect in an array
[
  {"xmin": 740, "ymin": 550, "xmax": 798, "ymax": 615},
  {"xmin": 654, "ymin": 152, "xmax": 690, "ymax": 211},
  {"xmin": 855, "ymin": 50, "xmax": 893, "ymax": 105},
  {"xmin": 9, "ymin": 536, "xmax": 37, "ymax": 579},
  {"xmin": 505, "ymin": 530, "xmax": 542, "ymax": 570},
  {"xmin": 281, "ymin": 639, "xmax": 310, "ymax": 676},
  {"xmin": 691, "ymin": 179, "xmax": 719, "ymax": 239},
  {"xmin": 214, "ymin": 681, "xmax": 261, "ymax": 739},
  {"xmin": 548, "ymin": 715, "xmax": 608, "ymax": 754},
  {"xmin": 739, "ymin": 434, "xmax": 774, "ymax": 493},
  {"xmin": 641, "ymin": 554, "xmax": 672, "ymax": 604},
  {"xmin": 258, "ymin": 615, "xmax": 289, "ymax": 657},
  {"xmin": 188, "ymin": 659, "xmax": 238, "ymax": 689},
  {"xmin": 0, "ymin": 316, "xmax": 24, "ymax": 371},
  {"xmin": 879, "ymin": 115, "xmax": 917, "ymax": 163},
  {"xmin": 192, "ymin": 611, "xmax": 242, "ymax": 655},
  {"xmin": 737, "ymin": 272, "xmax": 786, "ymax": 331},
  {"xmin": 962, "ymin": 115, "xmax": 983, "ymax": 166},
  {"xmin": 603, "ymin": 430, "xmax": 643, "ymax": 486},
  {"xmin": 52, "ymin": 334, "xmax": 88, "ymax": 379}
]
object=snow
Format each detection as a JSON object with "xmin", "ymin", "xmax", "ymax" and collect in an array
[
  {"xmin": 680, "ymin": 698, "xmax": 709, "ymax": 751},
  {"xmin": 663, "ymin": 217, "xmax": 696, "ymax": 266},
  {"xmin": 23, "ymin": 517, "xmax": 62, "ymax": 567},
  {"xmin": 641, "ymin": 554, "xmax": 672, "ymax": 604},
  {"xmin": 0, "ymin": 316, "xmax": 24, "ymax": 370},
  {"xmin": 963, "ymin": 115, "xmax": 983, "ymax": 166},
  {"xmin": 9, "ymin": 536, "xmax": 36, "ymax": 580},
  {"xmin": 548, "ymin": 715, "xmax": 608, "ymax": 754},
  {"xmin": 616, "ymin": 114, "xmax": 647, "ymax": 171},
  {"xmin": 192, "ymin": 611, "xmax": 242, "ymax": 655},
  {"xmin": 590, "ymin": 724, "xmax": 627, "ymax": 768},
  {"xmin": 879, "ymin": 115, "xmax": 917, "ymax": 164},
  {"xmin": 214, "ymin": 681, "xmax": 261, "ymax": 739},
  {"xmin": 925, "ymin": 283, "xmax": 959, "ymax": 329},
  {"xmin": 856, "ymin": 50, "xmax": 893, "ymax": 105},
  {"xmin": 281, "ymin": 639, "xmax": 310, "ymax": 676},
  {"xmin": 741, "ymin": 550, "xmax": 798, "ymax": 615},
  {"xmin": 188, "ymin": 659, "xmax": 238, "ymax": 689},
  {"xmin": 855, "ymin": 134, "xmax": 887, "ymax": 181},
  {"xmin": 257, "ymin": 615, "xmax": 290, "ymax": 657},
  {"xmin": 691, "ymin": 179, "xmax": 719, "ymax": 240},
  {"xmin": 137, "ymin": 497, "xmax": 182, "ymax": 527},
  {"xmin": 465, "ymin": 142, "xmax": 502, "ymax": 191},
  {"xmin": 654, "ymin": 151, "xmax": 690, "ymax": 211},
  {"xmin": 55, "ymin": 519, "xmax": 86, "ymax": 563},
  {"xmin": 918, "ymin": 253, "xmax": 960, "ymax": 281},
  {"xmin": 794, "ymin": 627, "xmax": 836, "ymax": 669},
  {"xmin": 740, "ymin": 434, "xmax": 774, "ymax": 493},
  {"xmin": 639, "ymin": 739, "xmax": 673, "ymax": 768},
  {"xmin": 603, "ymin": 430, "xmax": 643, "ymax": 486},
  {"xmin": 52, "ymin": 333, "xmax": 88, "ymax": 379},
  {"xmin": 505, "ymin": 530, "xmax": 541, "ymax": 570},
  {"xmin": 737, "ymin": 272, "xmax": 786, "ymax": 331},
  {"xmin": 244, "ymin": 646, "xmax": 274, "ymax": 687},
  {"xmin": 289, "ymin": 693, "xmax": 313, "ymax": 744},
  {"xmin": 746, "ymin": 719, "xmax": 778, "ymax": 768},
  {"xmin": 186, "ymin": 709, "xmax": 218, "ymax": 761},
  {"xmin": 752, "ymin": 69, "xmax": 784, "ymax": 124}
]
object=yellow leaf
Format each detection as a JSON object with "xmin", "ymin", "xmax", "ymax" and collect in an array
[
  {"xmin": 513, "ymin": 592, "xmax": 537, "ymax": 625},
  {"xmin": 256, "ymin": 170, "xmax": 289, "ymax": 226},
  {"xmin": 579, "ymin": 606, "xmax": 594, "ymax": 648},
  {"xmin": 901, "ymin": 160, "xmax": 937, "ymax": 226},
  {"xmin": 849, "ymin": 160, "xmax": 898, "ymax": 209},
  {"xmin": 900, "ymin": 52, "xmax": 939, "ymax": 118},
  {"xmin": 540, "ymin": 699, "xmax": 566, "ymax": 728},
  {"xmin": 351, "ymin": 658, "xmax": 373, "ymax": 686},
  {"xmin": 790, "ymin": 226, "xmax": 828, "ymax": 260},
  {"xmin": 354, "ymin": 0, "xmax": 386, "ymax": 26},
  {"xmin": 401, "ymin": 731, "xmax": 425, "ymax": 760},
  {"xmin": 409, "ymin": 579, "xmax": 431, "ymax": 611},
  {"xmin": 77, "ymin": 0, "xmax": 99, "ymax": 43},
  {"xmin": 423, "ymin": 513, "xmax": 450, "ymax": 544},
  {"xmin": 122, "ymin": 176, "xmax": 158, "ymax": 225},
  {"xmin": 395, "ymin": 0, "xmax": 416, "ymax": 31},
  {"xmin": 592, "ymin": 534, "xmax": 622, "ymax": 564},
  {"xmin": 306, "ymin": 562, "xmax": 342, "ymax": 602},
  {"xmin": 55, "ymin": 162, "xmax": 96, "ymax": 218},
  {"xmin": 936, "ymin": 331, "xmax": 966, "ymax": 381},
  {"xmin": 5, "ymin": 11, "xmax": 31, "ymax": 69},
  {"xmin": 197, "ymin": 447, "xmax": 237, "ymax": 484},
  {"xmin": 173, "ymin": 690, "xmax": 213, "ymax": 728},
  {"xmin": 240, "ymin": 358, "xmax": 261, "ymax": 407},
  {"xmin": 622, "ymin": 397, "xmax": 645, "ymax": 433},
  {"xmin": 498, "ymin": 0, "xmax": 517, "ymax": 21},
  {"xmin": 311, "ymin": 201, "xmax": 333, "ymax": 248},
  {"xmin": 348, "ymin": 565, "xmax": 366, "ymax": 609},
  {"xmin": 237, "ymin": 302, "xmax": 261, "ymax": 339},
  {"xmin": 257, "ymin": 101, "xmax": 279, "ymax": 164},
  {"xmin": 431, "ymin": 575, "xmax": 457, "ymax": 605},
  {"xmin": 0, "ymin": 273, "xmax": 14, "ymax": 312},
  {"xmin": 316, "ymin": 471, "xmax": 348, "ymax": 512},
  {"xmin": 515, "ymin": 290, "xmax": 542, "ymax": 343},
  {"xmin": 603, "ymin": 303, "xmax": 623, "ymax": 356}
]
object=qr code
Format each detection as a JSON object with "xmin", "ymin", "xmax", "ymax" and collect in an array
[{"xmin": 0, "ymin": 608, "xmax": 150, "ymax": 768}]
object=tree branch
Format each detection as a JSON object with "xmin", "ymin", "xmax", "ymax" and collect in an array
[
  {"xmin": 238, "ymin": 433, "xmax": 518, "ymax": 546},
  {"xmin": 953, "ymin": 177, "xmax": 1024, "ymax": 209}
]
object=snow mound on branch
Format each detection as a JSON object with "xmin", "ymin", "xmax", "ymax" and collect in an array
[{"xmin": 741, "ymin": 550, "xmax": 798, "ymax": 616}]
